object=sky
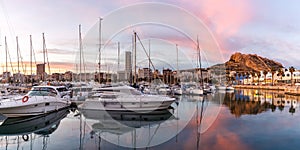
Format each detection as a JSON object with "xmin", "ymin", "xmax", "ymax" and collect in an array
[{"xmin": 0, "ymin": 0, "xmax": 300, "ymax": 74}]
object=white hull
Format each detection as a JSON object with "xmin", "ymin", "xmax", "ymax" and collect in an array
[
  {"xmin": 173, "ymin": 88, "xmax": 183, "ymax": 95},
  {"xmin": 216, "ymin": 86, "xmax": 226, "ymax": 90},
  {"xmin": 79, "ymin": 95, "xmax": 175, "ymax": 112},
  {"xmin": 0, "ymin": 96, "xmax": 70, "ymax": 117},
  {"xmin": 226, "ymin": 86, "xmax": 235, "ymax": 91},
  {"xmin": 189, "ymin": 89, "xmax": 204, "ymax": 95}
]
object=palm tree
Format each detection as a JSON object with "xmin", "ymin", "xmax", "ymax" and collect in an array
[
  {"xmin": 245, "ymin": 72, "xmax": 250, "ymax": 85},
  {"xmin": 289, "ymin": 66, "xmax": 296, "ymax": 85},
  {"xmin": 277, "ymin": 68, "xmax": 284, "ymax": 85},
  {"xmin": 271, "ymin": 67, "xmax": 277, "ymax": 86},
  {"xmin": 257, "ymin": 72, "xmax": 261, "ymax": 85},
  {"xmin": 263, "ymin": 70, "xmax": 268, "ymax": 85},
  {"xmin": 251, "ymin": 72, "xmax": 256, "ymax": 85}
]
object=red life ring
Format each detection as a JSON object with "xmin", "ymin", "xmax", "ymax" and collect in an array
[{"xmin": 22, "ymin": 96, "xmax": 29, "ymax": 103}]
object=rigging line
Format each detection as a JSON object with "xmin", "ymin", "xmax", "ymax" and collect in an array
[
  {"xmin": 0, "ymin": 0, "xmax": 16, "ymax": 40},
  {"xmin": 7, "ymin": 45, "xmax": 14, "ymax": 74},
  {"xmin": 19, "ymin": 46, "xmax": 26, "ymax": 74},
  {"xmin": 135, "ymin": 33, "xmax": 156, "ymax": 71},
  {"xmin": 43, "ymin": 34, "xmax": 51, "ymax": 75}
]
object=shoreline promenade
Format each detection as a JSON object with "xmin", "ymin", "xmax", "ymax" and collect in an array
[{"xmin": 234, "ymin": 85, "xmax": 300, "ymax": 96}]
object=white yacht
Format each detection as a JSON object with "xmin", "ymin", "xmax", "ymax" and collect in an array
[
  {"xmin": 0, "ymin": 86, "xmax": 71, "ymax": 117},
  {"xmin": 78, "ymin": 85, "xmax": 175, "ymax": 112}
]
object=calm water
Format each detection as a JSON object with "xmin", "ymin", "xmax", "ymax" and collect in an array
[{"xmin": 1, "ymin": 89, "xmax": 300, "ymax": 150}]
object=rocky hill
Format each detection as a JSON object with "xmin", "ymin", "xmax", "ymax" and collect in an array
[{"xmin": 212, "ymin": 52, "xmax": 283, "ymax": 73}]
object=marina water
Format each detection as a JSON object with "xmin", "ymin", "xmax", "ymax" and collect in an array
[{"xmin": 0, "ymin": 89, "xmax": 299, "ymax": 150}]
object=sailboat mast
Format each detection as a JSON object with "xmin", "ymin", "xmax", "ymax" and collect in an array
[
  {"xmin": 98, "ymin": 17, "xmax": 103, "ymax": 83},
  {"xmin": 30, "ymin": 35, "xmax": 33, "ymax": 83},
  {"xmin": 197, "ymin": 36, "xmax": 203, "ymax": 86},
  {"xmin": 79, "ymin": 24, "xmax": 82, "ymax": 82},
  {"xmin": 16, "ymin": 36, "xmax": 20, "ymax": 83},
  {"xmin": 134, "ymin": 31, "xmax": 137, "ymax": 85},
  {"xmin": 16, "ymin": 36, "xmax": 19, "ymax": 74},
  {"xmin": 5, "ymin": 36, "xmax": 8, "ymax": 75},
  {"xmin": 148, "ymin": 39, "xmax": 151, "ymax": 83},
  {"xmin": 42, "ymin": 33, "xmax": 47, "ymax": 81},
  {"xmin": 117, "ymin": 42, "xmax": 120, "ymax": 72},
  {"xmin": 176, "ymin": 44, "xmax": 179, "ymax": 84}
]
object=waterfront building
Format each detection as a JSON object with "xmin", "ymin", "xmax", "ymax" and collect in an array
[
  {"xmin": 138, "ymin": 68, "xmax": 152, "ymax": 81},
  {"xmin": 36, "ymin": 63, "xmax": 46, "ymax": 81}
]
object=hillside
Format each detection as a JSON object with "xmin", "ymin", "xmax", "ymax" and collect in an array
[{"xmin": 211, "ymin": 52, "xmax": 283, "ymax": 73}]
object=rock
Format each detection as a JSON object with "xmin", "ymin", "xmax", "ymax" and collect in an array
[{"xmin": 224, "ymin": 52, "xmax": 283, "ymax": 73}]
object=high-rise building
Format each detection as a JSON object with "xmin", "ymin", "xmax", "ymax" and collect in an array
[
  {"xmin": 36, "ymin": 64, "xmax": 45, "ymax": 81},
  {"xmin": 125, "ymin": 51, "xmax": 132, "ymax": 81},
  {"xmin": 125, "ymin": 51, "xmax": 132, "ymax": 72}
]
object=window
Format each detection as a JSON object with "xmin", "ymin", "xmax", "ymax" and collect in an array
[{"xmin": 29, "ymin": 87, "xmax": 57, "ymax": 97}]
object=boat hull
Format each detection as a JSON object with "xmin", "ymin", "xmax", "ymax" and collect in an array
[
  {"xmin": 79, "ymin": 96, "xmax": 175, "ymax": 112},
  {"xmin": 0, "ymin": 96, "xmax": 70, "ymax": 117}
]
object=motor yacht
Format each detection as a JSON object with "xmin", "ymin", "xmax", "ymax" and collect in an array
[
  {"xmin": 0, "ymin": 86, "xmax": 71, "ymax": 117},
  {"xmin": 78, "ymin": 85, "xmax": 175, "ymax": 112}
]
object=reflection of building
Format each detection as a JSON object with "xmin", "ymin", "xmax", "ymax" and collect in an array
[{"xmin": 36, "ymin": 64, "xmax": 45, "ymax": 81}]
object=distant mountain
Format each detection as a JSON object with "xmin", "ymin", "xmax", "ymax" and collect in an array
[{"xmin": 211, "ymin": 52, "xmax": 283, "ymax": 73}]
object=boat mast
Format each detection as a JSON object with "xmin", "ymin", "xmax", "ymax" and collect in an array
[
  {"xmin": 134, "ymin": 31, "xmax": 137, "ymax": 85},
  {"xmin": 117, "ymin": 41, "xmax": 120, "ymax": 82},
  {"xmin": 197, "ymin": 36, "xmax": 203, "ymax": 87},
  {"xmin": 16, "ymin": 36, "xmax": 20, "ymax": 84},
  {"xmin": 5, "ymin": 36, "xmax": 8, "ymax": 81},
  {"xmin": 98, "ymin": 17, "xmax": 103, "ymax": 83},
  {"xmin": 30, "ymin": 35, "xmax": 33, "ymax": 84},
  {"xmin": 79, "ymin": 24, "xmax": 82, "ymax": 82},
  {"xmin": 176, "ymin": 44, "xmax": 179, "ymax": 84},
  {"xmin": 148, "ymin": 39, "xmax": 151, "ymax": 83}
]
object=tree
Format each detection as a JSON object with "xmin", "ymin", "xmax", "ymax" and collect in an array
[
  {"xmin": 289, "ymin": 66, "xmax": 296, "ymax": 85},
  {"xmin": 271, "ymin": 67, "xmax": 277, "ymax": 86},
  {"xmin": 257, "ymin": 72, "xmax": 261, "ymax": 85},
  {"xmin": 277, "ymin": 68, "xmax": 284, "ymax": 85},
  {"xmin": 263, "ymin": 70, "xmax": 268, "ymax": 85},
  {"xmin": 245, "ymin": 72, "xmax": 250, "ymax": 85}
]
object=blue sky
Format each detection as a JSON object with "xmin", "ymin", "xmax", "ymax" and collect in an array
[{"xmin": 0, "ymin": 0, "xmax": 299, "ymax": 74}]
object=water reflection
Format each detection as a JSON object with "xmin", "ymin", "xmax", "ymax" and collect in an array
[
  {"xmin": 80, "ymin": 109, "xmax": 176, "ymax": 148},
  {"xmin": 0, "ymin": 108, "xmax": 70, "ymax": 149},
  {"xmin": 224, "ymin": 89, "xmax": 300, "ymax": 117}
]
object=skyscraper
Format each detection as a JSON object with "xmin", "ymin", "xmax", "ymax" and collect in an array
[{"xmin": 125, "ymin": 51, "xmax": 132, "ymax": 81}]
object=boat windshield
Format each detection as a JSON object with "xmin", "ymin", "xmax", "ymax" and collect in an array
[
  {"xmin": 56, "ymin": 87, "xmax": 69, "ymax": 93},
  {"xmin": 129, "ymin": 89, "xmax": 142, "ymax": 95},
  {"xmin": 29, "ymin": 87, "xmax": 58, "ymax": 97}
]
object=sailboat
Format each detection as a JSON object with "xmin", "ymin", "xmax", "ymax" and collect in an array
[{"xmin": 189, "ymin": 37, "xmax": 204, "ymax": 96}]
